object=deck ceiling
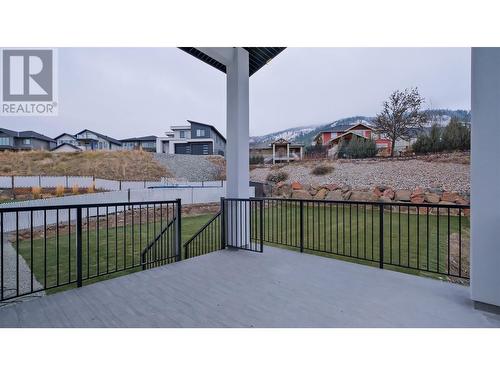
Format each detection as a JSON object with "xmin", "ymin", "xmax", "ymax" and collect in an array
[{"xmin": 179, "ymin": 47, "xmax": 286, "ymax": 76}]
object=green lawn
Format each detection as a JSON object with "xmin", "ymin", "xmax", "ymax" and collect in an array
[
  {"xmin": 258, "ymin": 203, "xmax": 469, "ymax": 279},
  {"xmin": 15, "ymin": 213, "xmax": 215, "ymax": 294}
]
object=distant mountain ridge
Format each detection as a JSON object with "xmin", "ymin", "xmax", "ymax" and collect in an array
[{"xmin": 250, "ymin": 109, "xmax": 471, "ymax": 147}]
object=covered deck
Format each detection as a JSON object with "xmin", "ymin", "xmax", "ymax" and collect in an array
[{"xmin": 1, "ymin": 246, "xmax": 498, "ymax": 328}]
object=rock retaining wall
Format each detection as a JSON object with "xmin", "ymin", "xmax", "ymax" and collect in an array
[{"xmin": 272, "ymin": 181, "xmax": 470, "ymax": 215}]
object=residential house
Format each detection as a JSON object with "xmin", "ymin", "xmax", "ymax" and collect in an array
[
  {"xmin": 74, "ymin": 129, "xmax": 122, "ymax": 151},
  {"xmin": 156, "ymin": 120, "xmax": 226, "ymax": 156},
  {"xmin": 121, "ymin": 136, "xmax": 157, "ymax": 152},
  {"xmin": 315, "ymin": 121, "xmax": 422, "ymax": 157},
  {"xmin": 53, "ymin": 133, "xmax": 83, "ymax": 151},
  {"xmin": 0, "ymin": 128, "xmax": 56, "ymax": 151},
  {"xmin": 250, "ymin": 138, "xmax": 304, "ymax": 164}
]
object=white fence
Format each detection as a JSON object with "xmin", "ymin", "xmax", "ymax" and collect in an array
[
  {"xmin": 0, "ymin": 185, "xmax": 255, "ymax": 232},
  {"xmin": 0, "ymin": 175, "xmax": 225, "ymax": 191}
]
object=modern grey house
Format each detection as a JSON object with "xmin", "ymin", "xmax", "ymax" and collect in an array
[
  {"xmin": 120, "ymin": 135, "xmax": 157, "ymax": 152},
  {"xmin": 0, "ymin": 128, "xmax": 56, "ymax": 151},
  {"xmin": 156, "ymin": 120, "xmax": 226, "ymax": 156}
]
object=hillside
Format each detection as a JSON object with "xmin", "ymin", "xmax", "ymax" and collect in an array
[
  {"xmin": 0, "ymin": 150, "xmax": 171, "ymax": 180},
  {"xmin": 250, "ymin": 109, "xmax": 471, "ymax": 146}
]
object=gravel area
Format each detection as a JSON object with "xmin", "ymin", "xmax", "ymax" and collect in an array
[
  {"xmin": 251, "ymin": 159, "xmax": 470, "ymax": 195},
  {"xmin": 1, "ymin": 240, "xmax": 45, "ymax": 307},
  {"xmin": 153, "ymin": 154, "xmax": 223, "ymax": 181}
]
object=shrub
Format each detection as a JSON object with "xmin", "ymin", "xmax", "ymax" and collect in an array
[
  {"xmin": 31, "ymin": 186, "xmax": 42, "ymax": 199},
  {"xmin": 338, "ymin": 137, "xmax": 378, "ymax": 159},
  {"xmin": 311, "ymin": 164, "xmax": 333, "ymax": 175},
  {"xmin": 55, "ymin": 185, "xmax": 65, "ymax": 197},
  {"xmin": 87, "ymin": 183, "xmax": 95, "ymax": 194},
  {"xmin": 250, "ymin": 155, "xmax": 264, "ymax": 165},
  {"xmin": 304, "ymin": 144, "xmax": 328, "ymax": 159},
  {"xmin": 413, "ymin": 124, "xmax": 445, "ymax": 154},
  {"xmin": 441, "ymin": 118, "xmax": 470, "ymax": 151},
  {"xmin": 266, "ymin": 170, "xmax": 288, "ymax": 184},
  {"xmin": 72, "ymin": 184, "xmax": 79, "ymax": 194}
]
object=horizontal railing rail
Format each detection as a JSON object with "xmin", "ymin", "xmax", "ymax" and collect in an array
[
  {"xmin": 254, "ymin": 197, "xmax": 470, "ymax": 280},
  {"xmin": 0, "ymin": 199, "xmax": 181, "ymax": 303}
]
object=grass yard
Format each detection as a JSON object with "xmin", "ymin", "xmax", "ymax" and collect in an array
[
  {"xmin": 259, "ymin": 203, "xmax": 469, "ymax": 280},
  {"xmin": 15, "ymin": 213, "xmax": 214, "ymax": 294}
]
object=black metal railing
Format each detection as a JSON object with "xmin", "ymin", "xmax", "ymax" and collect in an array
[
  {"xmin": 256, "ymin": 198, "xmax": 470, "ymax": 280},
  {"xmin": 183, "ymin": 198, "xmax": 264, "ymax": 258},
  {"xmin": 141, "ymin": 202, "xmax": 181, "ymax": 270},
  {"xmin": 0, "ymin": 199, "xmax": 181, "ymax": 302},
  {"xmin": 184, "ymin": 210, "xmax": 223, "ymax": 259},
  {"xmin": 223, "ymin": 198, "xmax": 263, "ymax": 253}
]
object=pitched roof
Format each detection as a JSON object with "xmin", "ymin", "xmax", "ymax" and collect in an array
[
  {"xmin": 0, "ymin": 128, "xmax": 54, "ymax": 142},
  {"xmin": 120, "ymin": 135, "xmax": 157, "ymax": 142},
  {"xmin": 51, "ymin": 142, "xmax": 82, "ymax": 151},
  {"xmin": 328, "ymin": 131, "xmax": 369, "ymax": 144},
  {"xmin": 54, "ymin": 133, "xmax": 77, "ymax": 140},
  {"xmin": 75, "ymin": 129, "xmax": 122, "ymax": 145},
  {"xmin": 186, "ymin": 120, "xmax": 226, "ymax": 142}
]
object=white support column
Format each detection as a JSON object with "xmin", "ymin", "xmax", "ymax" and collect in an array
[
  {"xmin": 225, "ymin": 48, "xmax": 250, "ymax": 248},
  {"xmin": 272, "ymin": 144, "xmax": 276, "ymax": 164},
  {"xmin": 471, "ymin": 48, "xmax": 500, "ymax": 308},
  {"xmin": 287, "ymin": 143, "xmax": 290, "ymax": 163},
  {"xmin": 226, "ymin": 47, "xmax": 250, "ymax": 199}
]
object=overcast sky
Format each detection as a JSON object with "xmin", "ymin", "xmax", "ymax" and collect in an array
[{"xmin": 1, "ymin": 48, "xmax": 470, "ymax": 138}]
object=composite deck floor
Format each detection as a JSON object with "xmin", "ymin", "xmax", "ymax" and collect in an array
[{"xmin": 1, "ymin": 246, "xmax": 499, "ymax": 328}]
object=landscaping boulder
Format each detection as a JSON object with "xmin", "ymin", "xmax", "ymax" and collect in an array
[
  {"xmin": 411, "ymin": 187, "xmax": 425, "ymax": 198},
  {"xmin": 372, "ymin": 187, "xmax": 383, "ymax": 198},
  {"xmin": 456, "ymin": 197, "xmax": 469, "ymax": 205},
  {"xmin": 424, "ymin": 192, "xmax": 440, "ymax": 204},
  {"xmin": 411, "ymin": 195, "xmax": 425, "ymax": 204},
  {"xmin": 308, "ymin": 187, "xmax": 318, "ymax": 196},
  {"xmin": 383, "ymin": 188, "xmax": 395, "ymax": 200},
  {"xmin": 292, "ymin": 189, "xmax": 312, "ymax": 200},
  {"xmin": 314, "ymin": 188, "xmax": 329, "ymax": 200},
  {"xmin": 378, "ymin": 196, "xmax": 393, "ymax": 203},
  {"xmin": 442, "ymin": 191, "xmax": 460, "ymax": 203},
  {"xmin": 321, "ymin": 183, "xmax": 339, "ymax": 191},
  {"xmin": 343, "ymin": 190, "xmax": 352, "ymax": 200},
  {"xmin": 273, "ymin": 183, "xmax": 291, "ymax": 198},
  {"xmin": 395, "ymin": 189, "xmax": 411, "ymax": 202},
  {"xmin": 326, "ymin": 189, "xmax": 344, "ymax": 201},
  {"xmin": 350, "ymin": 191, "xmax": 373, "ymax": 201},
  {"xmin": 291, "ymin": 181, "xmax": 302, "ymax": 190}
]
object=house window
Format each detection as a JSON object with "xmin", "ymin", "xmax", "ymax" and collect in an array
[
  {"xmin": 0, "ymin": 137, "xmax": 10, "ymax": 146},
  {"xmin": 23, "ymin": 139, "xmax": 31, "ymax": 145},
  {"xmin": 179, "ymin": 130, "xmax": 186, "ymax": 138},
  {"xmin": 196, "ymin": 129, "xmax": 206, "ymax": 137}
]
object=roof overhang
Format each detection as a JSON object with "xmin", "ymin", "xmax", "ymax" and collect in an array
[{"xmin": 179, "ymin": 47, "xmax": 285, "ymax": 76}]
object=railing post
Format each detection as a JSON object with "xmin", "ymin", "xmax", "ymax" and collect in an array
[
  {"xmin": 220, "ymin": 197, "xmax": 226, "ymax": 249},
  {"xmin": 76, "ymin": 207, "xmax": 83, "ymax": 287},
  {"xmin": 259, "ymin": 199, "xmax": 264, "ymax": 253},
  {"xmin": 176, "ymin": 198, "xmax": 182, "ymax": 261},
  {"xmin": 300, "ymin": 200, "xmax": 304, "ymax": 253},
  {"xmin": 379, "ymin": 203, "xmax": 384, "ymax": 269}
]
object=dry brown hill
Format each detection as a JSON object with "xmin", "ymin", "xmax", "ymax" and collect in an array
[{"xmin": 0, "ymin": 150, "xmax": 171, "ymax": 180}]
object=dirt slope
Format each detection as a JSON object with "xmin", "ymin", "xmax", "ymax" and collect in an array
[{"xmin": 0, "ymin": 150, "xmax": 170, "ymax": 180}]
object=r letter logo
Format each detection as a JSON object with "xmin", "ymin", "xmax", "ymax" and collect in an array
[{"xmin": 1, "ymin": 49, "xmax": 58, "ymax": 116}]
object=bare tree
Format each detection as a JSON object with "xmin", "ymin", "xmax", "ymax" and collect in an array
[{"xmin": 374, "ymin": 87, "xmax": 428, "ymax": 156}]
